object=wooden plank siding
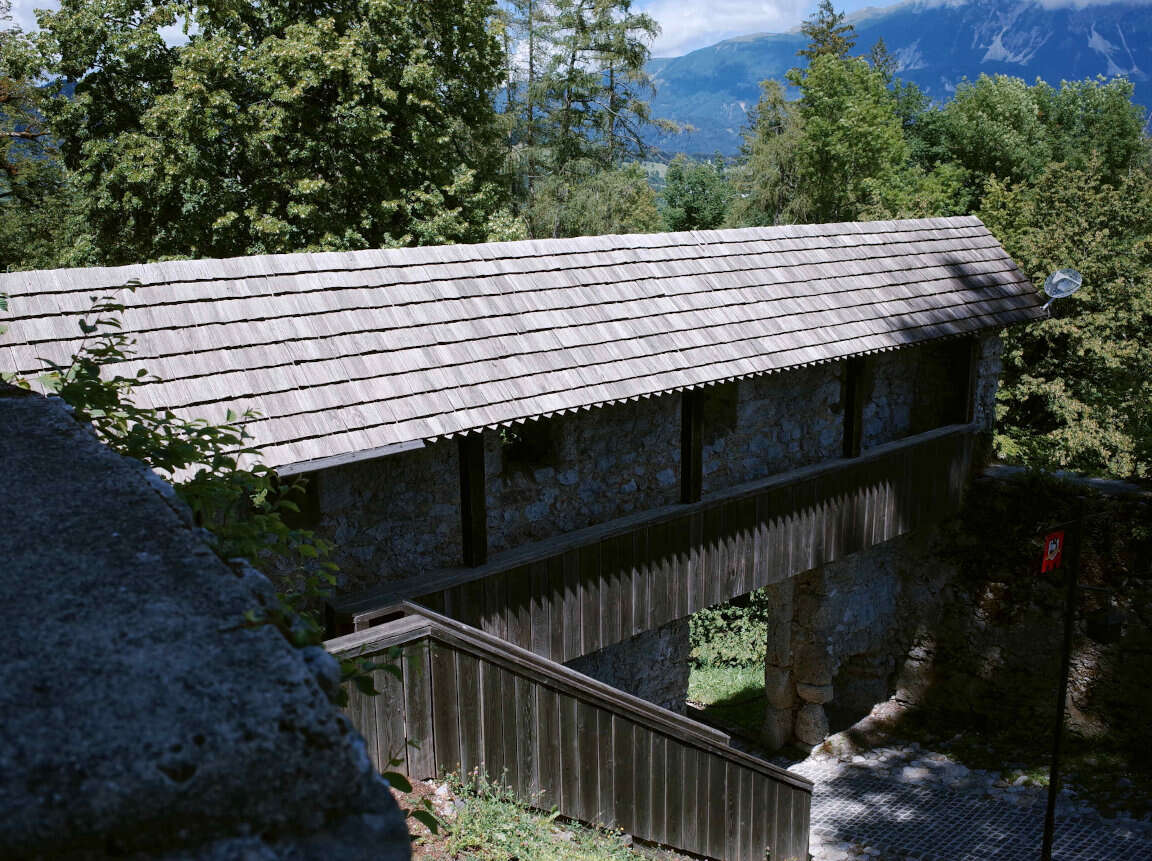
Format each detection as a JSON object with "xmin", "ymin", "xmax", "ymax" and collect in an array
[
  {"xmin": 329, "ymin": 606, "xmax": 813, "ymax": 861},
  {"xmin": 332, "ymin": 424, "xmax": 978, "ymax": 664}
]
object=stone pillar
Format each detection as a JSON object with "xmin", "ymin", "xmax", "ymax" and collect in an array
[
  {"xmin": 761, "ymin": 578, "xmax": 796, "ymax": 750},
  {"xmin": 791, "ymin": 568, "xmax": 834, "ymax": 747},
  {"xmin": 565, "ymin": 617, "xmax": 691, "ymax": 713}
]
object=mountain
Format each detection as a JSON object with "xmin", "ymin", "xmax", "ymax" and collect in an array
[{"xmin": 647, "ymin": 0, "xmax": 1152, "ymax": 156}]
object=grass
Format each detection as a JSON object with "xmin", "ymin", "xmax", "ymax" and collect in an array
[
  {"xmin": 687, "ymin": 663, "xmax": 766, "ymax": 739},
  {"xmin": 405, "ymin": 773, "xmax": 670, "ymax": 861}
]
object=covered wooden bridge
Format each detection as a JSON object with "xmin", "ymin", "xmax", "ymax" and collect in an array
[{"xmin": 0, "ymin": 216, "xmax": 1045, "ymax": 860}]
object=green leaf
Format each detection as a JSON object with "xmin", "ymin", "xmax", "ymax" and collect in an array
[
  {"xmin": 352, "ymin": 674, "xmax": 379, "ymax": 696},
  {"xmin": 382, "ymin": 771, "xmax": 412, "ymax": 793},
  {"xmin": 410, "ymin": 809, "xmax": 439, "ymax": 833}
]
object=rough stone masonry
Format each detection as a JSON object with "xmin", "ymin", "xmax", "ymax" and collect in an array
[{"xmin": 0, "ymin": 387, "xmax": 409, "ymax": 859}]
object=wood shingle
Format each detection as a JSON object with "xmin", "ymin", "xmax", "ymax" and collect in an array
[{"xmin": 0, "ymin": 217, "xmax": 1043, "ymax": 471}]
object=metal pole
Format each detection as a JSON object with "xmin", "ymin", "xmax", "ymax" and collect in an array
[{"xmin": 1041, "ymin": 498, "xmax": 1084, "ymax": 861}]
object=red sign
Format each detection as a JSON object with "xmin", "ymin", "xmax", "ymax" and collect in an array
[{"xmin": 1041, "ymin": 531, "xmax": 1065, "ymax": 572}]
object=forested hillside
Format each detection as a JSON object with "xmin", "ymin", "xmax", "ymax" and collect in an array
[
  {"xmin": 647, "ymin": 0, "xmax": 1152, "ymax": 155},
  {"xmin": 1, "ymin": 0, "xmax": 1149, "ymax": 481}
]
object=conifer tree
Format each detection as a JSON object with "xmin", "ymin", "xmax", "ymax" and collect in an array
[{"xmin": 796, "ymin": 0, "xmax": 856, "ymax": 65}]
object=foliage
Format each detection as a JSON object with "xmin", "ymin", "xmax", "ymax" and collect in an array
[
  {"xmin": 929, "ymin": 75, "xmax": 1148, "ymax": 197},
  {"xmin": 731, "ymin": 54, "xmax": 906, "ymax": 226},
  {"xmin": 859, "ymin": 161, "xmax": 973, "ymax": 220},
  {"xmin": 661, "ymin": 154, "xmax": 732, "ymax": 231},
  {"xmin": 796, "ymin": 0, "xmax": 856, "ymax": 65},
  {"xmin": 981, "ymin": 159, "xmax": 1152, "ymax": 479},
  {"xmin": 29, "ymin": 0, "xmax": 508, "ymax": 262},
  {"xmin": 6, "ymin": 289, "xmax": 397, "ymax": 706},
  {"xmin": 540, "ymin": 0, "xmax": 660, "ymax": 169},
  {"xmin": 0, "ymin": 1, "xmax": 55, "ymax": 203},
  {"xmin": 25, "ymin": 291, "xmax": 343, "ymax": 641},
  {"xmin": 792, "ymin": 54, "xmax": 907, "ymax": 222},
  {"xmin": 434, "ymin": 771, "xmax": 640, "ymax": 860},
  {"xmin": 726, "ymin": 80, "xmax": 810, "ymax": 227},
  {"xmin": 498, "ymin": 0, "xmax": 669, "ymax": 236},
  {"xmin": 0, "ymin": 5, "xmax": 94, "ymax": 271},
  {"xmin": 8, "ymin": 290, "xmax": 437, "ymax": 830},
  {"xmin": 690, "ymin": 590, "xmax": 774, "ymax": 668},
  {"xmin": 527, "ymin": 162, "xmax": 663, "ymax": 238}
]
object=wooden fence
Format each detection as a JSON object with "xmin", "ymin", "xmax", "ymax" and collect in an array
[
  {"xmin": 331, "ymin": 424, "xmax": 979, "ymax": 664},
  {"xmin": 327, "ymin": 605, "xmax": 813, "ymax": 861}
]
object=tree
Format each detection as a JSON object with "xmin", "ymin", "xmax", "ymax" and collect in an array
[
  {"xmin": 937, "ymin": 75, "xmax": 1057, "ymax": 191},
  {"xmin": 496, "ymin": 0, "xmax": 553, "ymax": 199},
  {"xmin": 527, "ymin": 162, "xmax": 663, "ymax": 238},
  {"xmin": 535, "ymin": 0, "xmax": 661, "ymax": 168},
  {"xmin": 982, "ymin": 158, "xmax": 1152, "ymax": 479},
  {"xmin": 500, "ymin": 0, "xmax": 665, "ymax": 228},
  {"xmin": 793, "ymin": 54, "xmax": 907, "ymax": 222},
  {"xmin": 726, "ymin": 80, "xmax": 810, "ymax": 227},
  {"xmin": 33, "ymin": 0, "xmax": 510, "ymax": 263},
  {"xmin": 796, "ymin": 0, "xmax": 856, "ymax": 66},
  {"xmin": 0, "ymin": 3, "xmax": 93, "ymax": 270},
  {"xmin": 662, "ymin": 155, "xmax": 732, "ymax": 231},
  {"xmin": 1031, "ymin": 77, "xmax": 1148, "ymax": 182},
  {"xmin": 859, "ymin": 162, "xmax": 972, "ymax": 220}
]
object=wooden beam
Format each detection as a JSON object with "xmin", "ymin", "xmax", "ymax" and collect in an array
[
  {"xmin": 681, "ymin": 389, "xmax": 703, "ymax": 504},
  {"xmin": 331, "ymin": 423, "xmax": 980, "ymax": 634},
  {"xmin": 458, "ymin": 433, "xmax": 488, "ymax": 567},
  {"xmin": 964, "ymin": 336, "xmax": 980, "ymax": 424},
  {"xmin": 842, "ymin": 357, "xmax": 867, "ymax": 459}
]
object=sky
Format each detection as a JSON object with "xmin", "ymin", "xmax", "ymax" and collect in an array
[
  {"xmin": 7, "ymin": 0, "xmax": 1145, "ymax": 60},
  {"xmin": 7, "ymin": 0, "xmax": 888, "ymax": 54},
  {"xmin": 637, "ymin": 0, "xmax": 890, "ymax": 57}
]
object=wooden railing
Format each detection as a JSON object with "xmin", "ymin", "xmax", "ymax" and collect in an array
[
  {"xmin": 327, "ymin": 604, "xmax": 813, "ymax": 861},
  {"xmin": 331, "ymin": 424, "xmax": 980, "ymax": 663}
]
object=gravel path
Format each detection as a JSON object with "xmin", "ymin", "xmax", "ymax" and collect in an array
[{"xmin": 787, "ymin": 744, "xmax": 1152, "ymax": 861}]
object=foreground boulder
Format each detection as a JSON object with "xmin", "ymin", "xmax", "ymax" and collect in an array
[{"xmin": 0, "ymin": 387, "xmax": 409, "ymax": 859}]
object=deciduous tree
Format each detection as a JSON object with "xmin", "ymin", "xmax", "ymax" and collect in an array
[
  {"xmin": 983, "ymin": 159, "xmax": 1152, "ymax": 479},
  {"xmin": 662, "ymin": 155, "xmax": 732, "ymax": 231},
  {"xmin": 528, "ymin": 162, "xmax": 663, "ymax": 237},
  {"xmin": 34, "ymin": 0, "xmax": 510, "ymax": 262}
]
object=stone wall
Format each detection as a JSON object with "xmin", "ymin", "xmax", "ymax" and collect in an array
[
  {"xmin": 483, "ymin": 395, "xmax": 681, "ymax": 554},
  {"xmin": 895, "ymin": 473, "xmax": 1152, "ymax": 751},
  {"xmin": 971, "ymin": 333, "xmax": 1003, "ymax": 433},
  {"xmin": 861, "ymin": 337, "xmax": 985, "ymax": 450},
  {"xmin": 701, "ymin": 365, "xmax": 843, "ymax": 495},
  {"xmin": 313, "ymin": 439, "xmax": 462, "ymax": 592},
  {"xmin": 758, "ymin": 465, "xmax": 1151, "ymax": 753},
  {"xmin": 314, "ymin": 335, "xmax": 1001, "ymax": 595},
  {"xmin": 760, "ymin": 528, "xmax": 953, "ymax": 748},
  {"xmin": 565, "ymin": 618, "xmax": 692, "ymax": 714}
]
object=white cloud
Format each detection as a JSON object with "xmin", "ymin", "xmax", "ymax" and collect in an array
[
  {"xmin": 8, "ymin": 0, "xmax": 56, "ymax": 31},
  {"xmin": 640, "ymin": 0, "xmax": 811, "ymax": 57}
]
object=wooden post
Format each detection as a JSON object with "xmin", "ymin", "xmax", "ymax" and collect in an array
[
  {"xmin": 458, "ymin": 433, "xmax": 487, "ymax": 567},
  {"xmin": 842, "ymin": 357, "xmax": 866, "ymax": 459},
  {"xmin": 681, "ymin": 389, "xmax": 703, "ymax": 504},
  {"xmin": 964, "ymin": 336, "xmax": 981, "ymax": 424}
]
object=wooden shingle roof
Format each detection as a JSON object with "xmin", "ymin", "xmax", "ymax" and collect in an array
[{"xmin": 0, "ymin": 216, "xmax": 1044, "ymax": 472}]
